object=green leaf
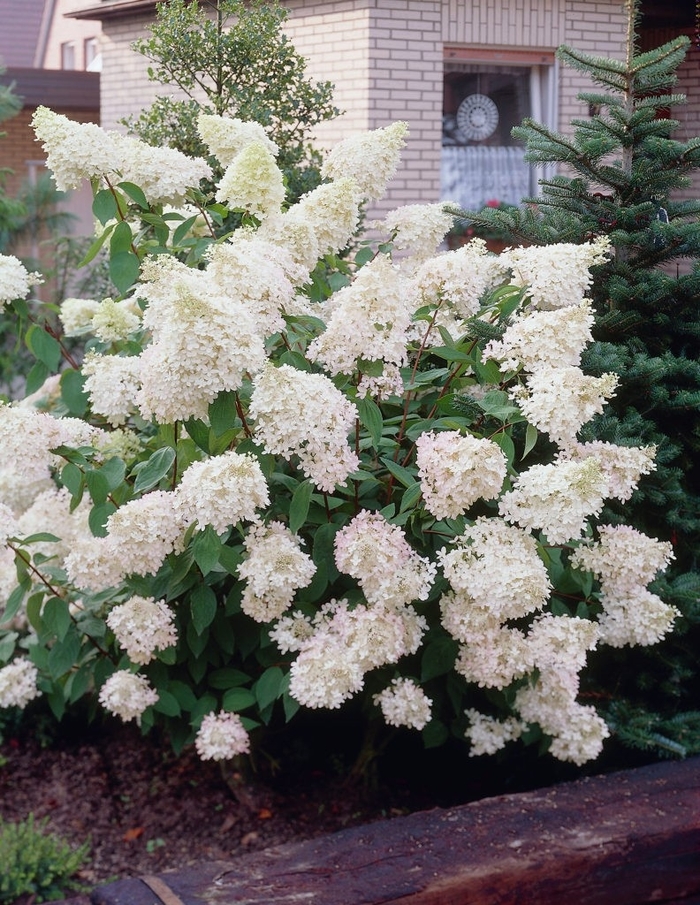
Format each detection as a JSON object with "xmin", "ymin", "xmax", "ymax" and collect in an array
[
  {"xmin": 26, "ymin": 324, "xmax": 61, "ymax": 371},
  {"xmin": 422, "ymin": 719, "xmax": 449, "ymax": 749},
  {"xmin": 169, "ymin": 680, "xmax": 198, "ymax": 711},
  {"xmin": 154, "ymin": 689, "xmax": 181, "ymax": 717},
  {"xmin": 118, "ymin": 181, "xmax": 150, "ymax": 210},
  {"xmin": 492, "ymin": 431, "xmax": 515, "ymax": 466},
  {"xmin": 399, "ymin": 481, "xmax": 422, "ymax": 513},
  {"xmin": 78, "ymin": 223, "xmax": 113, "ymax": 266},
  {"xmin": 190, "ymin": 584, "xmax": 217, "ymax": 635},
  {"xmin": 110, "ymin": 219, "xmax": 135, "ymax": 255},
  {"xmin": 421, "ymin": 635, "xmax": 458, "ymax": 681},
  {"xmin": 209, "ymin": 668, "xmax": 250, "ymax": 690},
  {"xmin": 93, "ymin": 188, "xmax": 118, "ymax": 225},
  {"xmin": 85, "ymin": 469, "xmax": 110, "ymax": 506},
  {"xmin": 222, "ymin": 687, "xmax": 256, "ymax": 712},
  {"xmin": 380, "ymin": 456, "xmax": 416, "ymax": 489},
  {"xmin": 354, "ymin": 245, "xmax": 374, "ymax": 266},
  {"xmin": 289, "ymin": 480, "xmax": 313, "ymax": 534},
  {"xmin": 0, "ymin": 632, "xmax": 17, "ymax": 664},
  {"xmin": 2, "ymin": 585, "xmax": 26, "ymax": 627},
  {"xmin": 218, "ymin": 544, "xmax": 242, "ymax": 576},
  {"xmin": 357, "ymin": 396, "xmax": 383, "ymax": 449},
  {"xmin": 61, "ymin": 462, "xmax": 84, "ymax": 499},
  {"xmin": 255, "ymin": 666, "xmax": 284, "ymax": 711},
  {"xmin": 192, "ymin": 525, "xmax": 222, "ymax": 575},
  {"xmin": 171, "ymin": 215, "xmax": 200, "ymax": 246},
  {"xmin": 89, "ymin": 501, "xmax": 117, "ymax": 538},
  {"xmin": 60, "ymin": 369, "xmax": 89, "ymax": 416},
  {"xmin": 132, "ymin": 446, "xmax": 176, "ymax": 493},
  {"xmin": 518, "ymin": 422, "xmax": 537, "ymax": 460},
  {"xmin": 110, "ymin": 250, "xmax": 141, "ymax": 295},
  {"xmin": 100, "ymin": 457, "xmax": 127, "ymax": 491},
  {"xmin": 42, "ymin": 597, "xmax": 72, "ymax": 642},
  {"xmin": 24, "ymin": 361, "xmax": 49, "ymax": 395},
  {"xmin": 47, "ymin": 626, "xmax": 81, "ymax": 679},
  {"xmin": 184, "ymin": 418, "xmax": 210, "ymax": 453},
  {"xmin": 209, "ymin": 390, "xmax": 237, "ymax": 436},
  {"xmin": 478, "ymin": 390, "xmax": 520, "ymax": 422}
]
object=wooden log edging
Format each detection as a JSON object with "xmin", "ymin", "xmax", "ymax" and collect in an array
[{"xmin": 90, "ymin": 756, "xmax": 700, "ymax": 905}]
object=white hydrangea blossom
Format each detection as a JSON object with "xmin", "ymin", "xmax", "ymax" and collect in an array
[
  {"xmin": 98, "ymin": 670, "xmax": 158, "ymax": 724},
  {"xmin": 526, "ymin": 614, "xmax": 599, "ymax": 675},
  {"xmin": 0, "ymin": 254, "xmax": 41, "ymax": 305},
  {"xmin": 464, "ymin": 709, "xmax": 524, "ymax": 756},
  {"xmin": 413, "ymin": 239, "xmax": 508, "ymax": 319},
  {"xmin": 416, "ymin": 430, "xmax": 507, "ymax": 519},
  {"xmin": 197, "ymin": 113, "xmax": 278, "ymax": 166},
  {"xmin": 455, "ymin": 626, "xmax": 534, "ymax": 689},
  {"xmin": 250, "ymin": 364, "xmax": 359, "ymax": 492},
  {"xmin": 269, "ymin": 610, "xmax": 316, "ymax": 654},
  {"xmin": 438, "ymin": 517, "xmax": 551, "ymax": 621},
  {"xmin": 596, "ymin": 589, "xmax": 680, "ymax": 648},
  {"xmin": 0, "ymin": 503, "xmax": 19, "ymax": 545},
  {"xmin": 106, "ymin": 595, "xmax": 177, "ymax": 665},
  {"xmin": 59, "ymin": 297, "xmax": 101, "ymax": 336},
  {"xmin": 195, "ymin": 711, "xmax": 251, "ymax": 761},
  {"xmin": 307, "ymin": 254, "xmax": 415, "ymax": 380},
  {"xmin": 113, "ymin": 132, "xmax": 212, "ymax": 207},
  {"xmin": 135, "ymin": 256, "xmax": 267, "ymax": 422},
  {"xmin": 503, "ymin": 238, "xmax": 611, "ymax": 310},
  {"xmin": 570, "ymin": 524, "xmax": 674, "ymax": 596},
  {"xmin": 175, "ymin": 451, "xmax": 270, "ymax": 535},
  {"xmin": 216, "ymin": 141, "xmax": 286, "ymax": 219},
  {"xmin": 374, "ymin": 678, "xmax": 432, "ymax": 730},
  {"xmin": 499, "ymin": 457, "xmax": 608, "ymax": 544},
  {"xmin": 334, "ymin": 510, "xmax": 436, "ymax": 607},
  {"xmin": 32, "ymin": 106, "xmax": 123, "ymax": 190},
  {"xmin": 289, "ymin": 630, "xmax": 366, "ymax": 709},
  {"xmin": 558, "ymin": 441, "xmax": 656, "ymax": 502},
  {"xmin": 0, "ymin": 659, "xmax": 40, "ymax": 708},
  {"xmin": 382, "ymin": 203, "xmax": 457, "ymax": 262},
  {"xmin": 82, "ymin": 352, "xmax": 141, "ymax": 427},
  {"xmin": 91, "ymin": 297, "xmax": 142, "ymax": 343},
  {"xmin": 511, "ymin": 366, "xmax": 618, "ymax": 447},
  {"xmin": 256, "ymin": 208, "xmax": 321, "ymax": 274},
  {"xmin": 321, "ymin": 121, "xmax": 409, "ymax": 201},
  {"xmin": 290, "ymin": 178, "xmax": 362, "ymax": 260},
  {"xmin": 237, "ymin": 521, "xmax": 316, "ymax": 622},
  {"xmin": 484, "ymin": 300, "xmax": 595, "ymax": 372}
]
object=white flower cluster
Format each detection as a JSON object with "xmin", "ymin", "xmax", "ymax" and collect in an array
[
  {"xmin": 0, "ymin": 254, "xmax": 41, "ymax": 306},
  {"xmin": 464, "ymin": 710, "xmax": 524, "ymax": 757},
  {"xmin": 0, "ymin": 659, "xmax": 40, "ymax": 709},
  {"xmin": 250, "ymin": 364, "xmax": 359, "ymax": 491},
  {"xmin": 321, "ymin": 121, "xmax": 409, "ymax": 202},
  {"xmin": 197, "ymin": 113, "xmax": 278, "ymax": 166},
  {"xmin": 571, "ymin": 525, "xmax": 677, "ymax": 647},
  {"xmin": 503, "ymin": 238, "xmax": 611, "ymax": 310},
  {"xmin": 238, "ymin": 521, "xmax": 316, "ymax": 622},
  {"xmin": 195, "ymin": 711, "xmax": 250, "ymax": 761},
  {"xmin": 416, "ymin": 430, "xmax": 507, "ymax": 519},
  {"xmin": 98, "ymin": 670, "xmax": 159, "ymax": 724},
  {"xmin": 334, "ymin": 510, "xmax": 436, "ymax": 606},
  {"xmin": 382, "ymin": 203, "xmax": 457, "ymax": 262},
  {"xmin": 106, "ymin": 595, "xmax": 177, "ymax": 665},
  {"xmin": 374, "ymin": 678, "xmax": 432, "ymax": 730}
]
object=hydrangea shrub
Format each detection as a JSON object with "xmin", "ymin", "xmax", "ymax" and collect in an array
[{"xmin": 0, "ymin": 107, "xmax": 678, "ymax": 767}]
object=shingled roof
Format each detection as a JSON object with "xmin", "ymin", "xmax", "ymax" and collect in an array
[{"xmin": 0, "ymin": 0, "xmax": 51, "ymax": 69}]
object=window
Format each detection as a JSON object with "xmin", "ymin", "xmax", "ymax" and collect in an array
[
  {"xmin": 61, "ymin": 41, "xmax": 76, "ymax": 70},
  {"xmin": 84, "ymin": 37, "xmax": 99, "ymax": 70},
  {"xmin": 441, "ymin": 50, "xmax": 557, "ymax": 211}
]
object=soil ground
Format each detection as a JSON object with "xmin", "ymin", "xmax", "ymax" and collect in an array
[{"xmin": 0, "ymin": 706, "xmax": 652, "ymax": 899}]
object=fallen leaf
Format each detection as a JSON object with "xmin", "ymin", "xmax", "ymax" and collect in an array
[
  {"xmin": 257, "ymin": 808, "xmax": 273, "ymax": 819},
  {"xmin": 123, "ymin": 826, "xmax": 144, "ymax": 842}
]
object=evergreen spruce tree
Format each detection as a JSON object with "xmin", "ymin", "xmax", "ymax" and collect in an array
[{"xmin": 456, "ymin": 0, "xmax": 700, "ymax": 758}]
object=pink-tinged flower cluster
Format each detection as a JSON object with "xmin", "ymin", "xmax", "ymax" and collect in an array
[
  {"xmin": 106, "ymin": 595, "xmax": 178, "ymax": 665},
  {"xmin": 175, "ymin": 451, "xmax": 270, "ymax": 535},
  {"xmin": 373, "ymin": 678, "xmax": 432, "ymax": 730},
  {"xmin": 571, "ymin": 525, "xmax": 678, "ymax": 647},
  {"xmin": 237, "ymin": 521, "xmax": 316, "ymax": 622},
  {"xmin": 98, "ymin": 671, "xmax": 159, "ymax": 725},
  {"xmin": 334, "ymin": 510, "xmax": 436, "ymax": 607},
  {"xmin": 498, "ymin": 457, "xmax": 608, "ymax": 544},
  {"xmin": 250, "ymin": 364, "xmax": 359, "ymax": 492},
  {"xmin": 195, "ymin": 711, "xmax": 250, "ymax": 761},
  {"xmin": 416, "ymin": 431, "xmax": 507, "ymax": 519}
]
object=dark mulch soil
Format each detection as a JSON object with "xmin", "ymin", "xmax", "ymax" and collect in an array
[{"xmin": 0, "ymin": 705, "xmax": 654, "ymax": 898}]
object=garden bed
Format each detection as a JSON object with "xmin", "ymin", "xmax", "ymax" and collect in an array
[{"xmin": 75, "ymin": 755, "xmax": 700, "ymax": 905}]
